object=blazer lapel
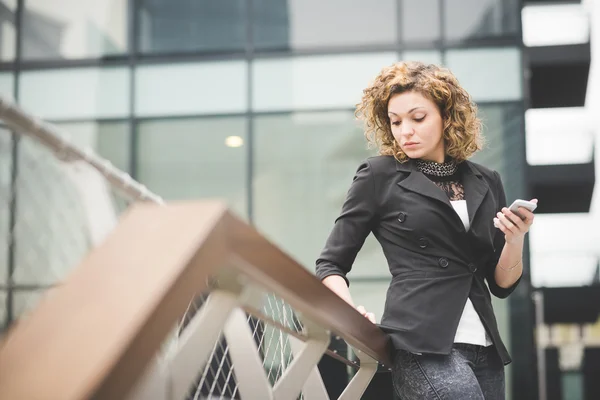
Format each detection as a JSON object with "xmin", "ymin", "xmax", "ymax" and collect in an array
[
  {"xmin": 396, "ymin": 159, "xmax": 453, "ymax": 209},
  {"xmin": 461, "ymin": 161, "xmax": 490, "ymax": 226}
]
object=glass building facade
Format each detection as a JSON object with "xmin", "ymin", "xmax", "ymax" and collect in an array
[{"xmin": 0, "ymin": 1, "xmax": 534, "ymax": 398}]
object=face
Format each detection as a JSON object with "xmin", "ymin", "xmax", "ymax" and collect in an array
[{"xmin": 388, "ymin": 91, "xmax": 445, "ymax": 163}]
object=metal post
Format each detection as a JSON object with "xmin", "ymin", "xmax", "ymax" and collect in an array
[
  {"xmin": 338, "ymin": 348, "xmax": 378, "ymax": 400},
  {"xmin": 533, "ymin": 291, "xmax": 547, "ymax": 400}
]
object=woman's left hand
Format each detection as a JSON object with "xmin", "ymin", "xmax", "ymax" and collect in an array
[{"xmin": 493, "ymin": 199, "xmax": 537, "ymax": 244}]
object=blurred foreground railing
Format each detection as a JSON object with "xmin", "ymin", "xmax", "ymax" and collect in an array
[{"xmin": 0, "ymin": 97, "xmax": 392, "ymax": 400}]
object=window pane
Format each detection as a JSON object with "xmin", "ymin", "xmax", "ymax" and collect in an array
[
  {"xmin": 22, "ymin": 0, "xmax": 128, "ymax": 60},
  {"xmin": 137, "ymin": 0, "xmax": 246, "ymax": 54},
  {"xmin": 401, "ymin": 0, "xmax": 440, "ymax": 43},
  {"xmin": 253, "ymin": 0, "xmax": 397, "ymax": 50},
  {"xmin": 253, "ymin": 53, "xmax": 397, "ymax": 111},
  {"xmin": 253, "ymin": 112, "xmax": 388, "ymax": 277},
  {"xmin": 135, "ymin": 61, "xmax": 247, "ymax": 117},
  {"xmin": 0, "ymin": 129, "xmax": 11, "ymax": 286},
  {"xmin": 471, "ymin": 103, "xmax": 525, "ymax": 203},
  {"xmin": 0, "ymin": 0, "xmax": 17, "ymax": 61},
  {"xmin": 0, "ymin": 72, "xmax": 14, "ymax": 100},
  {"xmin": 444, "ymin": 0, "xmax": 520, "ymax": 42},
  {"xmin": 19, "ymin": 67, "xmax": 130, "ymax": 120},
  {"xmin": 445, "ymin": 47, "xmax": 522, "ymax": 102},
  {"xmin": 136, "ymin": 117, "xmax": 247, "ymax": 218}
]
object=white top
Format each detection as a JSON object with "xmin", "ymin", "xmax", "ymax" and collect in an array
[{"xmin": 450, "ymin": 200, "xmax": 493, "ymax": 347}]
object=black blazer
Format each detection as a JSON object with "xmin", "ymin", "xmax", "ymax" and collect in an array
[{"xmin": 315, "ymin": 155, "xmax": 520, "ymax": 365}]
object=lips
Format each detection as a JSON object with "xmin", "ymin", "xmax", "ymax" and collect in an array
[{"xmin": 403, "ymin": 142, "xmax": 419, "ymax": 147}]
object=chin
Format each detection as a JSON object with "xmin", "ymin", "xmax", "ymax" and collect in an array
[{"xmin": 403, "ymin": 149, "xmax": 424, "ymax": 159}]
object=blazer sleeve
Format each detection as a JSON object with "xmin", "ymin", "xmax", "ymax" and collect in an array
[
  {"xmin": 486, "ymin": 170, "xmax": 522, "ymax": 299},
  {"xmin": 315, "ymin": 160, "xmax": 378, "ymax": 286}
]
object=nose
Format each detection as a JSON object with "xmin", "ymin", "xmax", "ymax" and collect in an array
[{"xmin": 400, "ymin": 121, "xmax": 415, "ymax": 136}]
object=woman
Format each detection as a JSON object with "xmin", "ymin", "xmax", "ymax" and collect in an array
[{"xmin": 315, "ymin": 61, "xmax": 536, "ymax": 399}]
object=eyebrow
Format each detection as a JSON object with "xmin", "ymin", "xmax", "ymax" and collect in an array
[{"xmin": 388, "ymin": 107, "xmax": 425, "ymax": 116}]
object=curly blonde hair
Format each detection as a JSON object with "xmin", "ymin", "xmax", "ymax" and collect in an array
[{"xmin": 355, "ymin": 61, "xmax": 483, "ymax": 163}]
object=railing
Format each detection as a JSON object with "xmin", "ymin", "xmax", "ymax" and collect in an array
[{"xmin": 0, "ymin": 97, "xmax": 392, "ymax": 400}]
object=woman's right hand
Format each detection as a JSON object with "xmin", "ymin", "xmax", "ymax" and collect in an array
[
  {"xmin": 321, "ymin": 276, "xmax": 376, "ymax": 323},
  {"xmin": 356, "ymin": 305, "xmax": 376, "ymax": 324}
]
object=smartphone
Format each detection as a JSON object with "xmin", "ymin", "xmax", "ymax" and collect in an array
[{"xmin": 508, "ymin": 199, "xmax": 537, "ymax": 219}]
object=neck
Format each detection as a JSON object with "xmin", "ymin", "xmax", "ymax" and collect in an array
[{"xmin": 420, "ymin": 156, "xmax": 447, "ymax": 164}]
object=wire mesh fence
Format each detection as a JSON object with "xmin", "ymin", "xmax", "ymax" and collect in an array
[
  {"xmin": 176, "ymin": 290, "xmax": 309, "ymax": 400},
  {"xmin": 0, "ymin": 129, "xmax": 135, "ymax": 328}
]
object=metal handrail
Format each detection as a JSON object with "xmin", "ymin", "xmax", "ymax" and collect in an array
[{"xmin": 0, "ymin": 95, "xmax": 164, "ymax": 205}]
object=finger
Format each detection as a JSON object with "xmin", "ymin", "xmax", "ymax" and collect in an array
[
  {"xmin": 519, "ymin": 208, "xmax": 535, "ymax": 225},
  {"xmin": 356, "ymin": 305, "xmax": 366, "ymax": 315},
  {"xmin": 366, "ymin": 312, "xmax": 376, "ymax": 323},
  {"xmin": 493, "ymin": 217, "xmax": 507, "ymax": 232},
  {"xmin": 493, "ymin": 218, "xmax": 512, "ymax": 238},
  {"xmin": 496, "ymin": 211, "xmax": 520, "ymax": 234},
  {"xmin": 501, "ymin": 207, "xmax": 526, "ymax": 230}
]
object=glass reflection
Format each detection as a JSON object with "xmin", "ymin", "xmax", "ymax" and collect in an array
[
  {"xmin": 253, "ymin": 111, "xmax": 385, "ymax": 276},
  {"xmin": 22, "ymin": 0, "xmax": 128, "ymax": 59},
  {"xmin": 253, "ymin": 0, "xmax": 397, "ymax": 50},
  {"xmin": 19, "ymin": 67, "xmax": 130, "ymax": 120},
  {"xmin": 402, "ymin": 0, "xmax": 440, "ymax": 43},
  {"xmin": 138, "ymin": 0, "xmax": 246, "ymax": 54},
  {"xmin": 136, "ymin": 116, "xmax": 247, "ymax": 217},
  {"xmin": 444, "ymin": 0, "xmax": 519, "ymax": 42}
]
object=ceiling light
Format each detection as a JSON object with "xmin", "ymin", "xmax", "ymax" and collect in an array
[{"xmin": 225, "ymin": 136, "xmax": 243, "ymax": 148}]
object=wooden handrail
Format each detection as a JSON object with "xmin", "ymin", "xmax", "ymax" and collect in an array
[{"xmin": 0, "ymin": 201, "xmax": 392, "ymax": 400}]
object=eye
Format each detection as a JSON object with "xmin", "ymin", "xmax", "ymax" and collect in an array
[
  {"xmin": 414, "ymin": 116, "xmax": 425, "ymax": 122},
  {"xmin": 391, "ymin": 121, "xmax": 401, "ymax": 126}
]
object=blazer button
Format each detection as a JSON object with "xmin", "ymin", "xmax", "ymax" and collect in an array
[
  {"xmin": 397, "ymin": 212, "xmax": 407, "ymax": 223},
  {"xmin": 469, "ymin": 263, "xmax": 478, "ymax": 273},
  {"xmin": 438, "ymin": 258, "xmax": 449, "ymax": 268},
  {"xmin": 418, "ymin": 237, "xmax": 429, "ymax": 248}
]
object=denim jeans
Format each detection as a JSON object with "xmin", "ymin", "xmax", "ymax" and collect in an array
[{"xmin": 392, "ymin": 343, "xmax": 505, "ymax": 399}]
